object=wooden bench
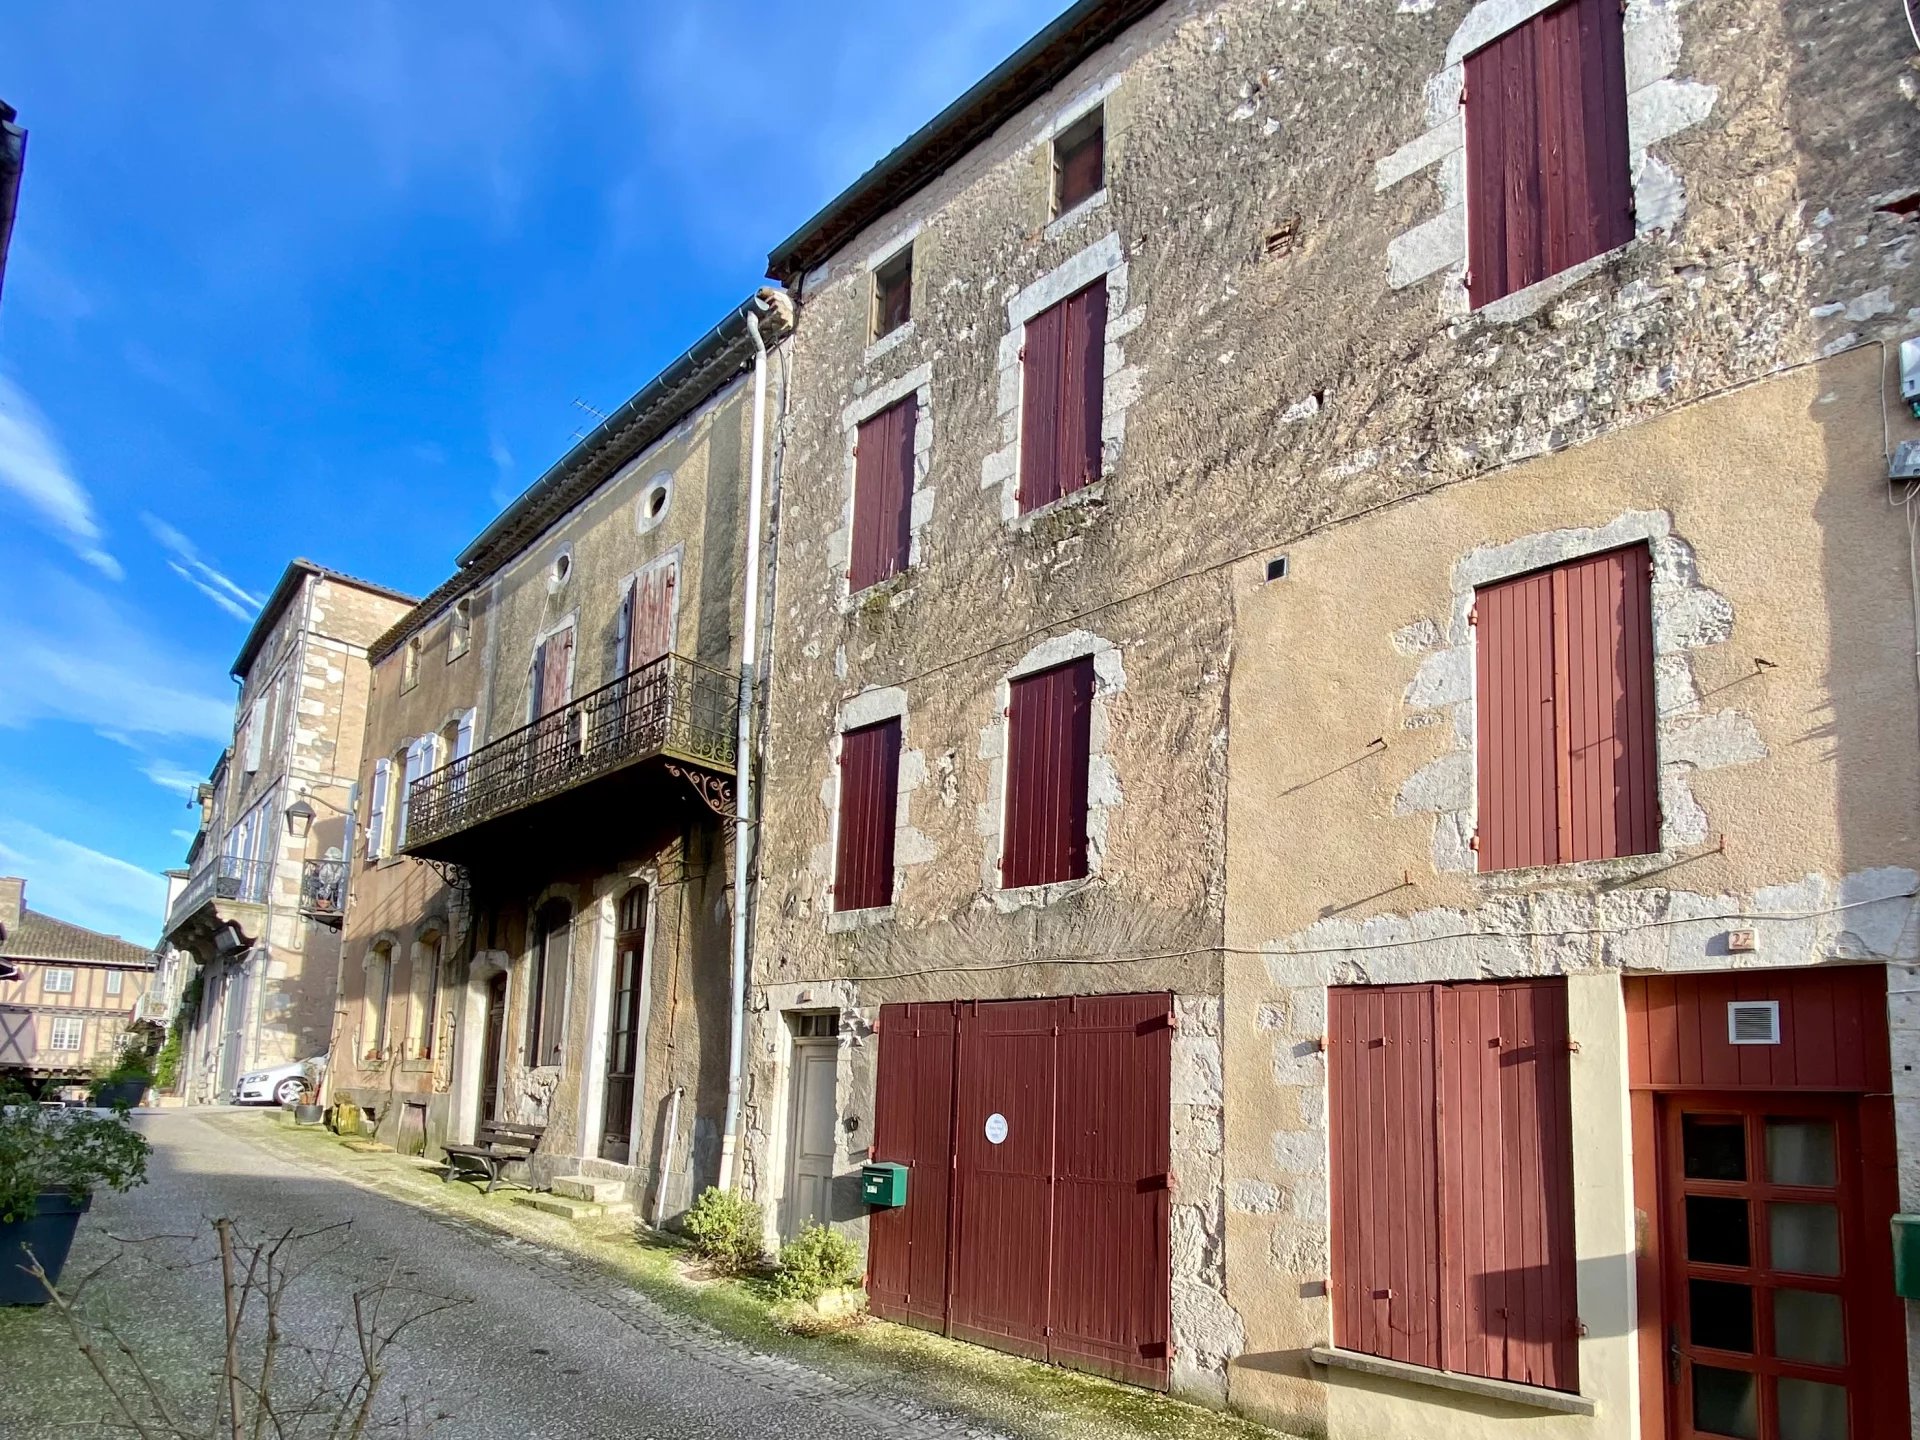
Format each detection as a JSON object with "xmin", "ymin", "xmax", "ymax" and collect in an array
[{"xmin": 442, "ymin": 1122, "xmax": 545, "ymax": 1193}]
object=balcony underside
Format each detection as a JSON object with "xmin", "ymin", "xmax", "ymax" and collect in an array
[{"xmin": 400, "ymin": 753, "xmax": 731, "ymax": 872}]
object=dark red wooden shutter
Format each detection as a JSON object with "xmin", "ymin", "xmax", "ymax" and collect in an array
[
  {"xmin": 1477, "ymin": 543, "xmax": 1655, "ymax": 870},
  {"xmin": 1465, "ymin": 0, "xmax": 1631, "ymax": 307},
  {"xmin": 1436, "ymin": 981, "xmax": 1578, "ymax": 1392},
  {"xmin": 1019, "ymin": 303, "xmax": 1064, "ymax": 513},
  {"xmin": 1003, "ymin": 657, "xmax": 1093, "ymax": 888},
  {"xmin": 1332, "ymin": 980, "xmax": 1579, "ymax": 1394},
  {"xmin": 850, "ymin": 397, "xmax": 916, "ymax": 591},
  {"xmin": 1060, "ymin": 279, "xmax": 1107, "ymax": 497},
  {"xmin": 868, "ymin": 1001, "xmax": 957, "ymax": 1332},
  {"xmin": 1018, "ymin": 279, "xmax": 1105, "ymax": 514},
  {"xmin": 833, "ymin": 718, "xmax": 900, "ymax": 911},
  {"xmin": 1329, "ymin": 985, "xmax": 1441, "ymax": 1370}
]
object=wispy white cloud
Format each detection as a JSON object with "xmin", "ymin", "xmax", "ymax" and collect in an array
[
  {"xmin": 0, "ymin": 819, "xmax": 167, "ymax": 946},
  {"xmin": 141, "ymin": 761, "xmax": 204, "ymax": 798},
  {"xmin": 142, "ymin": 512, "xmax": 261, "ymax": 623},
  {"xmin": 0, "ymin": 375, "xmax": 122, "ymax": 579},
  {"xmin": 0, "ymin": 574, "xmax": 234, "ymax": 743}
]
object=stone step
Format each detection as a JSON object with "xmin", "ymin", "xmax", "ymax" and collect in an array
[
  {"xmin": 550, "ymin": 1175, "xmax": 627, "ymax": 1204},
  {"xmin": 526, "ymin": 1194, "xmax": 636, "ymax": 1222}
]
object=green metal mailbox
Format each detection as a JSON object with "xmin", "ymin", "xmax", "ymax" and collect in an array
[
  {"xmin": 861, "ymin": 1161, "xmax": 908, "ymax": 1209},
  {"xmin": 1894, "ymin": 1214, "xmax": 1920, "ymax": 1299}
]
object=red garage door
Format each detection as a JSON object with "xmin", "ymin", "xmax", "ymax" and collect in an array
[{"xmin": 868, "ymin": 993, "xmax": 1172, "ymax": 1390}]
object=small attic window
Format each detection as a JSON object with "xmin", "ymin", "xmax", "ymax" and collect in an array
[
  {"xmin": 872, "ymin": 244, "xmax": 913, "ymax": 341},
  {"xmin": 401, "ymin": 636, "xmax": 421, "ymax": 691},
  {"xmin": 1053, "ymin": 106, "xmax": 1105, "ymax": 216}
]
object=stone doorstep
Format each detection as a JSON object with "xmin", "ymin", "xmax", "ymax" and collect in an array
[
  {"xmin": 526, "ymin": 1193, "xmax": 636, "ymax": 1222},
  {"xmin": 551, "ymin": 1175, "xmax": 628, "ymax": 1205}
]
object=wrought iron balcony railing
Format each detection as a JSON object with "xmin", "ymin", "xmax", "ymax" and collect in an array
[
  {"xmin": 164, "ymin": 855, "xmax": 274, "ymax": 936},
  {"xmin": 300, "ymin": 858, "xmax": 348, "ymax": 926},
  {"xmin": 403, "ymin": 652, "xmax": 738, "ymax": 851}
]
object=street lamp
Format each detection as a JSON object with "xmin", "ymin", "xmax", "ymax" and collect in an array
[{"xmin": 284, "ymin": 799, "xmax": 316, "ymax": 839}]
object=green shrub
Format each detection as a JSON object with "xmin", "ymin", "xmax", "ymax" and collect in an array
[
  {"xmin": 681, "ymin": 1185, "xmax": 764, "ymax": 1274},
  {"xmin": 0, "ymin": 1083, "xmax": 151, "ymax": 1222},
  {"xmin": 153, "ymin": 1025, "xmax": 182, "ymax": 1091},
  {"xmin": 769, "ymin": 1221, "xmax": 861, "ymax": 1303}
]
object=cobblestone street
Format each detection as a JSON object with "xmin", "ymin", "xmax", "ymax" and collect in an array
[{"xmin": 1, "ymin": 1112, "xmax": 1015, "ymax": 1440}]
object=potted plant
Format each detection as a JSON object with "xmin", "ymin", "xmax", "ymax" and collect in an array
[
  {"xmin": 0, "ymin": 1085, "xmax": 151, "ymax": 1304},
  {"xmin": 88, "ymin": 1049, "xmax": 155, "ymax": 1111}
]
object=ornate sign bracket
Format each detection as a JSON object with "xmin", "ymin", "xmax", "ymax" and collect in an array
[{"xmin": 665, "ymin": 763, "xmax": 738, "ymax": 822}]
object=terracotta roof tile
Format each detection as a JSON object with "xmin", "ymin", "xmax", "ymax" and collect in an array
[{"xmin": 0, "ymin": 908, "xmax": 154, "ymax": 967}]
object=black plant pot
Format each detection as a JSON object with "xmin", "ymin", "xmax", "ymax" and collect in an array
[
  {"xmin": 89, "ymin": 1079, "xmax": 148, "ymax": 1110},
  {"xmin": 0, "ymin": 1190, "xmax": 91, "ymax": 1305}
]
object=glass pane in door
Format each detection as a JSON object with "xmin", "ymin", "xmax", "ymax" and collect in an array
[
  {"xmin": 1689, "ymin": 1279, "xmax": 1755, "ymax": 1353},
  {"xmin": 1686, "ymin": 1194, "xmax": 1751, "ymax": 1266},
  {"xmin": 1765, "ymin": 1119, "xmax": 1836, "ymax": 1187},
  {"xmin": 1693, "ymin": 1365, "xmax": 1760, "ymax": 1439},
  {"xmin": 1769, "ymin": 1202, "xmax": 1840, "ymax": 1276},
  {"xmin": 1684, "ymin": 1115, "xmax": 1747, "ymax": 1180},
  {"xmin": 1771, "ymin": 1288, "xmax": 1845, "ymax": 1366},
  {"xmin": 1776, "ymin": 1377, "xmax": 1848, "ymax": 1440}
]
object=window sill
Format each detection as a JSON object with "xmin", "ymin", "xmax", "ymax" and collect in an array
[
  {"xmin": 1465, "ymin": 237, "xmax": 1635, "ymax": 325},
  {"xmin": 993, "ymin": 875, "xmax": 1093, "ymax": 913},
  {"xmin": 863, "ymin": 319, "xmax": 916, "ymax": 366},
  {"xmin": 839, "ymin": 571, "xmax": 916, "ymax": 617},
  {"xmin": 1308, "ymin": 1347, "xmax": 1596, "ymax": 1417},
  {"xmin": 1046, "ymin": 187, "xmax": 1109, "ymax": 242},
  {"xmin": 1011, "ymin": 479, "xmax": 1106, "ymax": 532},
  {"xmin": 826, "ymin": 903, "xmax": 896, "ymax": 934}
]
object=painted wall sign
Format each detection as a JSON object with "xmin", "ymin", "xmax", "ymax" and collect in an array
[{"xmin": 984, "ymin": 1112, "xmax": 1009, "ymax": 1145}]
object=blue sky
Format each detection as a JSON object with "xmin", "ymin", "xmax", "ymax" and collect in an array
[{"xmin": 0, "ymin": 0, "xmax": 1062, "ymax": 943}]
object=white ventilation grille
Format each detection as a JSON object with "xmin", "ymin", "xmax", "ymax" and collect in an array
[{"xmin": 1727, "ymin": 1000, "xmax": 1781, "ymax": 1046}]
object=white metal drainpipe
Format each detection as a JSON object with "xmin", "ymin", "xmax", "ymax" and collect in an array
[{"xmin": 717, "ymin": 299, "xmax": 771, "ymax": 1191}]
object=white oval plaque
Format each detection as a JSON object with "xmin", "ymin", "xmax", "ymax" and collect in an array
[{"xmin": 984, "ymin": 1112, "xmax": 1009, "ymax": 1145}]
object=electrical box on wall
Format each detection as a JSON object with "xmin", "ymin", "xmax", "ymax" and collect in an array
[{"xmin": 1902, "ymin": 336, "xmax": 1920, "ymax": 414}]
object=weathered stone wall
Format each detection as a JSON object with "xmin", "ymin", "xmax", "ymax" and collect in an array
[{"xmin": 747, "ymin": 0, "xmax": 1920, "ymax": 1417}]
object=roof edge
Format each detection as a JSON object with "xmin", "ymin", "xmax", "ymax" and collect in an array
[
  {"xmin": 369, "ymin": 288, "xmax": 792, "ymax": 664},
  {"xmin": 230, "ymin": 560, "xmax": 418, "ymax": 680},
  {"xmin": 765, "ymin": 0, "xmax": 1161, "ymax": 286}
]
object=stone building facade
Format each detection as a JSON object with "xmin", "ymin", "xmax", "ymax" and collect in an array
[
  {"xmin": 326, "ymin": 582, "xmax": 484, "ymax": 1153},
  {"xmin": 163, "ymin": 561, "xmax": 413, "ymax": 1102},
  {"xmin": 361, "ymin": 293, "xmax": 792, "ymax": 1221},
  {"xmin": 739, "ymin": 0, "xmax": 1920, "ymax": 1435}
]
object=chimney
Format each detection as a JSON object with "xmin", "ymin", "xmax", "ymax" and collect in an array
[{"xmin": 0, "ymin": 876, "xmax": 22, "ymax": 934}]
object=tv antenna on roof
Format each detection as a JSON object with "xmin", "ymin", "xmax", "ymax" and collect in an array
[{"xmin": 570, "ymin": 397, "xmax": 610, "ymax": 441}]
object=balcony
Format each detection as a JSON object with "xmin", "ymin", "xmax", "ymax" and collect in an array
[
  {"xmin": 300, "ymin": 858, "xmax": 348, "ymax": 927},
  {"xmin": 401, "ymin": 653, "xmax": 738, "ymax": 864},
  {"xmin": 162, "ymin": 855, "xmax": 274, "ymax": 956}
]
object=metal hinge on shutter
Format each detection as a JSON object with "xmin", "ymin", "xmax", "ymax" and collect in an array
[{"xmin": 1468, "ymin": 604, "xmax": 1479, "ymax": 627}]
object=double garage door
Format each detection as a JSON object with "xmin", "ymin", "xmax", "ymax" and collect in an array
[{"xmin": 867, "ymin": 993, "xmax": 1172, "ymax": 1389}]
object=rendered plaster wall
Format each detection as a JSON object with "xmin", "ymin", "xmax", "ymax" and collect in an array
[
  {"xmin": 479, "ymin": 371, "xmax": 759, "ymax": 738},
  {"xmin": 1220, "ymin": 351, "xmax": 1920, "ymax": 1436},
  {"xmin": 440, "ymin": 367, "xmax": 771, "ymax": 1207}
]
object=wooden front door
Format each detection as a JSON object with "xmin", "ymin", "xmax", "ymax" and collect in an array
[
  {"xmin": 783, "ymin": 1029, "xmax": 838, "ymax": 1238},
  {"xmin": 1660, "ymin": 1094, "xmax": 1863, "ymax": 1439},
  {"xmin": 600, "ymin": 888, "xmax": 648, "ymax": 1163},
  {"xmin": 479, "ymin": 971, "xmax": 507, "ymax": 1126}
]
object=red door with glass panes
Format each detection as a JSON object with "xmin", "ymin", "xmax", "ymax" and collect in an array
[{"xmin": 1661, "ymin": 1096, "xmax": 1869, "ymax": 1439}]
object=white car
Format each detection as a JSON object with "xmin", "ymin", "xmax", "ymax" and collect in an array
[{"xmin": 235, "ymin": 1057, "xmax": 323, "ymax": 1107}]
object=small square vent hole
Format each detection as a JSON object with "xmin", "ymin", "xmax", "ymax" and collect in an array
[
  {"xmin": 1727, "ymin": 1000, "xmax": 1780, "ymax": 1046},
  {"xmin": 1266, "ymin": 555, "xmax": 1290, "ymax": 582}
]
